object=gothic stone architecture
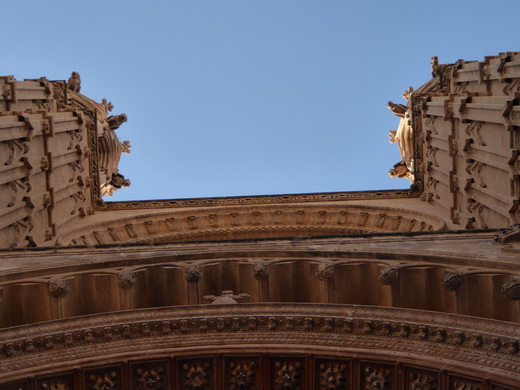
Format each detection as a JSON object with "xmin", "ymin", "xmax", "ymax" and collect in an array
[{"xmin": 1, "ymin": 53, "xmax": 520, "ymax": 390}]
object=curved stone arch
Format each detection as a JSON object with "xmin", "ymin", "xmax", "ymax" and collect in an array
[
  {"xmin": 0, "ymin": 304, "xmax": 519, "ymax": 386},
  {"xmin": 58, "ymin": 204, "xmax": 448, "ymax": 246}
]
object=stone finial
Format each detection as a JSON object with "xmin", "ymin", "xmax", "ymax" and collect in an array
[
  {"xmin": 441, "ymin": 272, "xmax": 463, "ymax": 291},
  {"xmin": 185, "ymin": 264, "xmax": 202, "ymax": 283},
  {"xmin": 316, "ymin": 263, "xmax": 335, "ymax": 280},
  {"xmin": 67, "ymin": 71, "xmax": 81, "ymax": 93},
  {"xmin": 252, "ymin": 260, "xmax": 270, "ymax": 280},
  {"xmin": 48, "ymin": 277, "xmax": 69, "ymax": 298},
  {"xmin": 121, "ymin": 140, "xmax": 131, "ymax": 154},
  {"xmin": 101, "ymin": 98, "xmax": 114, "ymax": 112},
  {"xmin": 117, "ymin": 269, "xmax": 136, "ymax": 289},
  {"xmin": 378, "ymin": 267, "xmax": 399, "ymax": 285},
  {"xmin": 502, "ymin": 279, "xmax": 520, "ymax": 301}
]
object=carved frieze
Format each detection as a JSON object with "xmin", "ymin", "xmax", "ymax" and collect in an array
[{"xmin": 86, "ymin": 370, "xmax": 119, "ymax": 390}]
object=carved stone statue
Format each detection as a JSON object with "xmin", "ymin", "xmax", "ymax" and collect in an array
[
  {"xmin": 107, "ymin": 114, "xmax": 127, "ymax": 130},
  {"xmin": 109, "ymin": 172, "xmax": 131, "ymax": 189},
  {"xmin": 387, "ymin": 101, "xmax": 407, "ymax": 118},
  {"xmin": 431, "ymin": 56, "xmax": 441, "ymax": 78},
  {"xmin": 67, "ymin": 72, "xmax": 81, "ymax": 93},
  {"xmin": 388, "ymin": 160, "xmax": 413, "ymax": 181}
]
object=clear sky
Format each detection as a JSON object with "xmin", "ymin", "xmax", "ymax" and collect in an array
[{"xmin": 2, "ymin": 1, "xmax": 519, "ymax": 201}]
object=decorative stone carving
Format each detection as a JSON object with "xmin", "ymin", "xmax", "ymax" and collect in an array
[
  {"xmin": 101, "ymin": 98, "xmax": 114, "ymax": 112},
  {"xmin": 274, "ymin": 361, "xmax": 302, "ymax": 390},
  {"xmin": 252, "ymin": 260, "xmax": 270, "ymax": 280},
  {"xmin": 121, "ymin": 140, "xmax": 131, "ymax": 153},
  {"xmin": 378, "ymin": 267, "xmax": 399, "ymax": 285},
  {"xmin": 181, "ymin": 361, "xmax": 210, "ymax": 390},
  {"xmin": 319, "ymin": 362, "xmax": 347, "ymax": 390},
  {"xmin": 228, "ymin": 360, "xmax": 257, "ymax": 390},
  {"xmin": 364, "ymin": 366, "xmax": 393, "ymax": 390},
  {"xmin": 87, "ymin": 371, "xmax": 118, "ymax": 390},
  {"xmin": 501, "ymin": 279, "xmax": 520, "ymax": 301},
  {"xmin": 185, "ymin": 264, "xmax": 202, "ymax": 283},
  {"xmin": 408, "ymin": 372, "xmax": 437, "ymax": 390},
  {"xmin": 441, "ymin": 272, "xmax": 463, "ymax": 291},
  {"xmin": 107, "ymin": 114, "xmax": 127, "ymax": 130},
  {"xmin": 67, "ymin": 71, "xmax": 81, "ymax": 93},
  {"xmin": 48, "ymin": 277, "xmax": 69, "ymax": 298},
  {"xmin": 40, "ymin": 378, "xmax": 72, "ymax": 390},
  {"xmin": 316, "ymin": 263, "xmax": 335, "ymax": 280},
  {"xmin": 135, "ymin": 366, "xmax": 164, "ymax": 390},
  {"xmin": 452, "ymin": 380, "xmax": 481, "ymax": 390},
  {"xmin": 117, "ymin": 269, "xmax": 136, "ymax": 289}
]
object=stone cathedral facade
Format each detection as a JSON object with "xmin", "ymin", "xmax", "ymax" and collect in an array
[{"xmin": 1, "ymin": 53, "xmax": 520, "ymax": 390}]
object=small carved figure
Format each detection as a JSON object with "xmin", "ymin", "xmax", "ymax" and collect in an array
[
  {"xmin": 431, "ymin": 56, "xmax": 441, "ymax": 78},
  {"xmin": 67, "ymin": 71, "xmax": 81, "ymax": 93},
  {"xmin": 388, "ymin": 160, "xmax": 413, "ymax": 180},
  {"xmin": 107, "ymin": 113, "xmax": 127, "ymax": 130},
  {"xmin": 109, "ymin": 172, "xmax": 131, "ymax": 189}
]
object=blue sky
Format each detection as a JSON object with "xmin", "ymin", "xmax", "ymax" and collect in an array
[{"xmin": 3, "ymin": 1, "xmax": 519, "ymax": 200}]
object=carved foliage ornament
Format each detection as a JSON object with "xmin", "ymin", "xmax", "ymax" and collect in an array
[
  {"xmin": 182, "ymin": 362, "xmax": 210, "ymax": 390},
  {"xmin": 274, "ymin": 361, "xmax": 303, "ymax": 390},
  {"xmin": 319, "ymin": 363, "xmax": 348, "ymax": 390},
  {"xmin": 501, "ymin": 279, "xmax": 520, "ymax": 301},
  {"xmin": 408, "ymin": 372, "xmax": 438, "ymax": 390},
  {"xmin": 364, "ymin": 366, "xmax": 393, "ymax": 390},
  {"xmin": 229, "ymin": 360, "xmax": 257, "ymax": 390},
  {"xmin": 441, "ymin": 272, "xmax": 463, "ymax": 291},
  {"xmin": 252, "ymin": 260, "xmax": 270, "ymax": 280},
  {"xmin": 135, "ymin": 366, "xmax": 164, "ymax": 390},
  {"xmin": 185, "ymin": 264, "xmax": 202, "ymax": 283},
  {"xmin": 117, "ymin": 269, "xmax": 136, "ymax": 289},
  {"xmin": 48, "ymin": 277, "xmax": 69, "ymax": 298},
  {"xmin": 87, "ymin": 371, "xmax": 118, "ymax": 390},
  {"xmin": 378, "ymin": 267, "xmax": 399, "ymax": 285},
  {"xmin": 316, "ymin": 263, "xmax": 335, "ymax": 280}
]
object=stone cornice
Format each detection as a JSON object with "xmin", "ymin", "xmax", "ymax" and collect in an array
[{"xmin": 1, "ymin": 304, "xmax": 519, "ymax": 382}]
